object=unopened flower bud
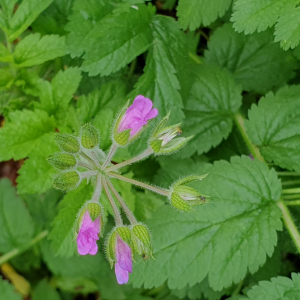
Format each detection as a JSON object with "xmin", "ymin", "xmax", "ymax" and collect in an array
[
  {"xmin": 47, "ymin": 153, "xmax": 77, "ymax": 170},
  {"xmin": 149, "ymin": 113, "xmax": 193, "ymax": 154},
  {"xmin": 132, "ymin": 224, "xmax": 153, "ymax": 259},
  {"xmin": 76, "ymin": 202, "xmax": 103, "ymax": 256},
  {"xmin": 169, "ymin": 174, "xmax": 208, "ymax": 211},
  {"xmin": 55, "ymin": 134, "xmax": 80, "ymax": 153},
  {"xmin": 106, "ymin": 226, "xmax": 132, "ymax": 285},
  {"xmin": 113, "ymin": 96, "xmax": 158, "ymax": 146},
  {"xmin": 80, "ymin": 124, "xmax": 99, "ymax": 149},
  {"xmin": 53, "ymin": 171, "xmax": 80, "ymax": 191}
]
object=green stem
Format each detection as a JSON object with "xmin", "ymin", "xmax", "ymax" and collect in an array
[
  {"xmin": 283, "ymin": 194, "xmax": 300, "ymax": 200},
  {"xmin": 80, "ymin": 170, "xmax": 99, "ymax": 179},
  {"xmin": 232, "ymin": 279, "xmax": 244, "ymax": 296},
  {"xmin": 102, "ymin": 142, "xmax": 118, "ymax": 170},
  {"xmin": 278, "ymin": 199, "xmax": 300, "ymax": 253},
  {"xmin": 285, "ymin": 200, "xmax": 300, "ymax": 206},
  {"xmin": 128, "ymin": 58, "xmax": 137, "ymax": 79},
  {"xmin": 278, "ymin": 172, "xmax": 300, "ymax": 176},
  {"xmin": 79, "ymin": 151, "xmax": 97, "ymax": 169},
  {"xmin": 102, "ymin": 177, "xmax": 123, "ymax": 226},
  {"xmin": 77, "ymin": 161, "xmax": 94, "ymax": 170},
  {"xmin": 282, "ymin": 180, "xmax": 300, "ymax": 186},
  {"xmin": 233, "ymin": 112, "xmax": 265, "ymax": 162},
  {"xmin": 0, "ymin": 230, "xmax": 48, "ymax": 265},
  {"xmin": 106, "ymin": 178, "xmax": 137, "ymax": 225},
  {"xmin": 105, "ymin": 148, "xmax": 153, "ymax": 172},
  {"xmin": 91, "ymin": 173, "xmax": 102, "ymax": 202},
  {"xmin": 189, "ymin": 52, "xmax": 202, "ymax": 64},
  {"xmin": 108, "ymin": 172, "xmax": 169, "ymax": 197},
  {"xmin": 234, "ymin": 112, "xmax": 300, "ymax": 255},
  {"xmin": 282, "ymin": 188, "xmax": 300, "ymax": 194}
]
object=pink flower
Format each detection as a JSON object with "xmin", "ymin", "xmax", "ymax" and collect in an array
[
  {"xmin": 118, "ymin": 95, "xmax": 158, "ymax": 137},
  {"xmin": 114, "ymin": 234, "xmax": 132, "ymax": 284},
  {"xmin": 77, "ymin": 211, "xmax": 100, "ymax": 255}
]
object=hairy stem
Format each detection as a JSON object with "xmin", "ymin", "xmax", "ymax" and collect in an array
[
  {"xmin": 282, "ymin": 180, "xmax": 300, "ymax": 186},
  {"xmin": 233, "ymin": 112, "xmax": 265, "ymax": 162},
  {"xmin": 106, "ymin": 148, "xmax": 153, "ymax": 172},
  {"xmin": 282, "ymin": 188, "xmax": 300, "ymax": 194},
  {"xmin": 80, "ymin": 170, "xmax": 99, "ymax": 179},
  {"xmin": 278, "ymin": 172, "xmax": 300, "ymax": 176},
  {"xmin": 77, "ymin": 161, "xmax": 94, "ymax": 170},
  {"xmin": 285, "ymin": 200, "xmax": 300, "ymax": 206},
  {"xmin": 91, "ymin": 150, "xmax": 101, "ymax": 169},
  {"xmin": 0, "ymin": 230, "xmax": 48, "ymax": 265},
  {"xmin": 278, "ymin": 199, "xmax": 300, "ymax": 253},
  {"xmin": 106, "ymin": 178, "xmax": 137, "ymax": 225},
  {"xmin": 79, "ymin": 151, "xmax": 97, "ymax": 169},
  {"xmin": 91, "ymin": 173, "xmax": 102, "ymax": 202},
  {"xmin": 102, "ymin": 142, "xmax": 118, "ymax": 170},
  {"xmin": 234, "ymin": 111, "xmax": 300, "ymax": 255},
  {"xmin": 102, "ymin": 177, "xmax": 123, "ymax": 226},
  {"xmin": 108, "ymin": 172, "xmax": 169, "ymax": 197}
]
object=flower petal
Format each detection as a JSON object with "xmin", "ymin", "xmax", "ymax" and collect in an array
[
  {"xmin": 116, "ymin": 235, "xmax": 132, "ymax": 273},
  {"xmin": 115, "ymin": 262, "xmax": 129, "ymax": 284}
]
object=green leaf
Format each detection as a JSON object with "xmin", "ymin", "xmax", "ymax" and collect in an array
[
  {"xmin": 0, "ymin": 0, "xmax": 18, "ymax": 30},
  {"xmin": 244, "ymin": 273, "xmax": 300, "ymax": 300},
  {"xmin": 76, "ymin": 80, "xmax": 126, "ymax": 125},
  {"xmin": 41, "ymin": 240, "xmax": 127, "ymax": 299},
  {"xmin": 177, "ymin": 0, "xmax": 231, "ymax": 30},
  {"xmin": 65, "ymin": 0, "xmax": 114, "ymax": 58},
  {"xmin": 0, "ymin": 278, "xmax": 22, "ymax": 300},
  {"xmin": 32, "ymin": 280, "xmax": 61, "ymax": 300},
  {"xmin": 48, "ymin": 182, "xmax": 93, "ymax": 257},
  {"xmin": 204, "ymin": 23, "xmax": 297, "ymax": 93},
  {"xmin": 0, "ymin": 109, "xmax": 55, "ymax": 161},
  {"xmin": 8, "ymin": 0, "xmax": 53, "ymax": 41},
  {"xmin": 81, "ymin": 4, "xmax": 154, "ymax": 76},
  {"xmin": 0, "ymin": 178, "xmax": 34, "ymax": 253},
  {"xmin": 130, "ymin": 157, "xmax": 282, "ymax": 290},
  {"xmin": 13, "ymin": 33, "xmax": 65, "ymax": 67},
  {"xmin": 274, "ymin": 7, "xmax": 300, "ymax": 50},
  {"xmin": 131, "ymin": 15, "xmax": 189, "ymax": 122},
  {"xmin": 245, "ymin": 85, "xmax": 300, "ymax": 173},
  {"xmin": 51, "ymin": 67, "xmax": 81, "ymax": 110},
  {"xmin": 17, "ymin": 133, "xmax": 59, "ymax": 194},
  {"xmin": 183, "ymin": 64, "xmax": 242, "ymax": 156},
  {"xmin": 231, "ymin": 0, "xmax": 294, "ymax": 35}
]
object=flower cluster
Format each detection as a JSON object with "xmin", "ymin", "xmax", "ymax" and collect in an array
[{"xmin": 49, "ymin": 96, "xmax": 208, "ymax": 284}]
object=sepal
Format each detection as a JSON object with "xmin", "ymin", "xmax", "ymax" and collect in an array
[
  {"xmin": 80, "ymin": 124, "xmax": 99, "ymax": 149},
  {"xmin": 53, "ymin": 171, "xmax": 81, "ymax": 191},
  {"xmin": 47, "ymin": 153, "xmax": 77, "ymax": 170},
  {"xmin": 55, "ymin": 134, "xmax": 80, "ymax": 153},
  {"xmin": 132, "ymin": 224, "xmax": 153, "ymax": 259}
]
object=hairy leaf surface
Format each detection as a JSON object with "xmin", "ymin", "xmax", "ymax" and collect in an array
[{"xmin": 131, "ymin": 157, "xmax": 282, "ymax": 290}]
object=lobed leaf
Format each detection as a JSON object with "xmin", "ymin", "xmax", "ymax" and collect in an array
[
  {"xmin": 13, "ymin": 33, "xmax": 65, "ymax": 67},
  {"xmin": 0, "ymin": 109, "xmax": 55, "ymax": 161},
  {"xmin": 183, "ymin": 64, "xmax": 242, "ymax": 156},
  {"xmin": 48, "ymin": 182, "xmax": 93, "ymax": 257},
  {"xmin": 231, "ymin": 0, "xmax": 294, "ymax": 35},
  {"xmin": 244, "ymin": 273, "xmax": 300, "ymax": 300},
  {"xmin": 204, "ymin": 23, "xmax": 297, "ymax": 94},
  {"xmin": 177, "ymin": 0, "xmax": 231, "ymax": 30},
  {"xmin": 131, "ymin": 15, "xmax": 189, "ymax": 122},
  {"xmin": 32, "ymin": 280, "xmax": 61, "ymax": 300},
  {"xmin": 245, "ymin": 85, "xmax": 300, "ymax": 173},
  {"xmin": 131, "ymin": 157, "xmax": 282, "ymax": 290},
  {"xmin": 0, "ymin": 178, "xmax": 34, "ymax": 253}
]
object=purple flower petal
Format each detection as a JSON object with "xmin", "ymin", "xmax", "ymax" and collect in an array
[
  {"xmin": 117, "ymin": 96, "xmax": 158, "ymax": 137},
  {"xmin": 115, "ymin": 262, "xmax": 129, "ymax": 284},
  {"xmin": 115, "ymin": 235, "xmax": 132, "ymax": 273},
  {"xmin": 77, "ymin": 212, "xmax": 100, "ymax": 256}
]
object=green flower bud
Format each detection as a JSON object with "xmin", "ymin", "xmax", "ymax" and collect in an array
[
  {"xmin": 53, "ymin": 171, "xmax": 80, "ymax": 191},
  {"xmin": 114, "ymin": 129, "xmax": 131, "ymax": 146},
  {"xmin": 47, "ymin": 153, "xmax": 77, "ymax": 170},
  {"xmin": 81, "ymin": 124, "xmax": 99, "ymax": 149},
  {"xmin": 55, "ymin": 134, "xmax": 80, "ymax": 153},
  {"xmin": 132, "ymin": 224, "xmax": 153, "ymax": 259},
  {"xmin": 169, "ymin": 175, "xmax": 209, "ymax": 211},
  {"xmin": 149, "ymin": 113, "xmax": 193, "ymax": 154}
]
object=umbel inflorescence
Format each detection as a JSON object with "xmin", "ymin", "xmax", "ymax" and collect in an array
[{"xmin": 48, "ymin": 96, "xmax": 208, "ymax": 284}]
